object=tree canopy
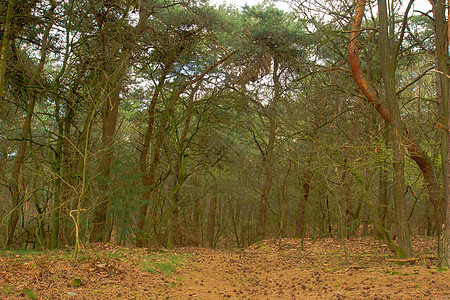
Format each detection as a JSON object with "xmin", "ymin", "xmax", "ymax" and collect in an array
[{"xmin": 0, "ymin": 0, "xmax": 448, "ymax": 267}]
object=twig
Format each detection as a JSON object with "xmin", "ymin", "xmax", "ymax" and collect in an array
[
  {"xmin": 387, "ymin": 258, "xmax": 417, "ymax": 263},
  {"xmin": 430, "ymin": 69, "xmax": 450, "ymax": 79},
  {"xmin": 436, "ymin": 122, "xmax": 449, "ymax": 132}
]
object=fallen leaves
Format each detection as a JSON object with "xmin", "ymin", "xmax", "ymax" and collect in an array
[{"xmin": 0, "ymin": 237, "xmax": 448, "ymax": 299}]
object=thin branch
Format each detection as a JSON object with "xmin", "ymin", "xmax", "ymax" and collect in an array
[
  {"xmin": 392, "ymin": 0, "xmax": 415, "ymax": 71},
  {"xmin": 343, "ymin": 27, "xmax": 379, "ymax": 34},
  {"xmin": 431, "ymin": 69, "xmax": 450, "ymax": 79},
  {"xmin": 252, "ymin": 132, "xmax": 265, "ymax": 156},
  {"xmin": 397, "ymin": 66, "xmax": 434, "ymax": 95},
  {"xmin": 294, "ymin": 67, "xmax": 351, "ymax": 82},
  {"xmin": 436, "ymin": 122, "xmax": 450, "ymax": 132}
]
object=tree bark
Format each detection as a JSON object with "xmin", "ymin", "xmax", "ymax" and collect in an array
[
  {"xmin": 433, "ymin": 0, "xmax": 450, "ymax": 267},
  {"xmin": 256, "ymin": 130, "xmax": 274, "ymax": 240},
  {"xmin": 446, "ymin": 0, "xmax": 450, "ymax": 269},
  {"xmin": 445, "ymin": 106, "xmax": 450, "ymax": 268},
  {"xmin": 0, "ymin": 0, "xmax": 14, "ymax": 109},
  {"xmin": 162, "ymin": 52, "xmax": 234, "ymax": 248},
  {"xmin": 5, "ymin": 3, "xmax": 55, "ymax": 246},
  {"xmin": 91, "ymin": 83, "xmax": 120, "ymax": 243},
  {"xmin": 167, "ymin": 81, "xmax": 202, "ymax": 248},
  {"xmin": 378, "ymin": 123, "xmax": 390, "ymax": 233},
  {"xmin": 349, "ymin": 0, "xmax": 439, "ymax": 256},
  {"xmin": 256, "ymin": 57, "xmax": 279, "ymax": 241},
  {"xmin": 207, "ymin": 195, "xmax": 217, "ymax": 248},
  {"xmin": 192, "ymin": 166, "xmax": 201, "ymax": 247},
  {"xmin": 51, "ymin": 98, "xmax": 63, "ymax": 249},
  {"xmin": 295, "ymin": 170, "xmax": 310, "ymax": 238},
  {"xmin": 377, "ymin": 0, "xmax": 412, "ymax": 258},
  {"xmin": 343, "ymin": 112, "xmax": 359, "ymax": 236},
  {"xmin": 91, "ymin": 4, "xmax": 150, "ymax": 242},
  {"xmin": 136, "ymin": 60, "xmax": 176, "ymax": 247}
]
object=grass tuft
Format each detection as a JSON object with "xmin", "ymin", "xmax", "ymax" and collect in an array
[{"xmin": 140, "ymin": 253, "xmax": 186, "ymax": 276}]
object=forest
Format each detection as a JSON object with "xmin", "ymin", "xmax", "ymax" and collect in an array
[{"xmin": 0, "ymin": 0, "xmax": 448, "ymax": 271}]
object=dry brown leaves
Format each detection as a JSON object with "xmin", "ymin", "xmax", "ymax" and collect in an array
[{"xmin": 0, "ymin": 237, "xmax": 448, "ymax": 299}]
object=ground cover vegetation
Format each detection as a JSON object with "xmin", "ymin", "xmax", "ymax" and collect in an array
[
  {"xmin": 0, "ymin": 0, "xmax": 449, "ymax": 295},
  {"xmin": 1, "ymin": 237, "xmax": 449, "ymax": 299}
]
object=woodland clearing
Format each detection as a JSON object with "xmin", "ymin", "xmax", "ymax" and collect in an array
[{"xmin": 0, "ymin": 237, "xmax": 448, "ymax": 299}]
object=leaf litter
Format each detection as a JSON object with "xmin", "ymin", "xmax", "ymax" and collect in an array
[{"xmin": 0, "ymin": 237, "xmax": 448, "ymax": 299}]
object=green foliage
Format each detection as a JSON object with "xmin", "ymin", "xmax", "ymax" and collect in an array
[
  {"xmin": 72, "ymin": 277, "xmax": 83, "ymax": 288},
  {"xmin": 0, "ymin": 0, "xmax": 444, "ymax": 259},
  {"xmin": 243, "ymin": 4, "xmax": 310, "ymax": 54},
  {"xmin": 0, "ymin": 249, "xmax": 44, "ymax": 258},
  {"xmin": 23, "ymin": 288, "xmax": 37, "ymax": 300},
  {"xmin": 106, "ymin": 251, "xmax": 124, "ymax": 259},
  {"xmin": 140, "ymin": 253, "xmax": 187, "ymax": 276},
  {"xmin": 257, "ymin": 245, "xmax": 272, "ymax": 252},
  {"xmin": 0, "ymin": 285, "xmax": 14, "ymax": 296}
]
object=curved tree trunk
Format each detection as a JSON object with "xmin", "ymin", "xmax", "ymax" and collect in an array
[{"xmin": 349, "ymin": 0, "xmax": 440, "ymax": 257}]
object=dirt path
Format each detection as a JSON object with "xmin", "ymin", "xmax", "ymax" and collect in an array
[{"xmin": 0, "ymin": 237, "xmax": 449, "ymax": 299}]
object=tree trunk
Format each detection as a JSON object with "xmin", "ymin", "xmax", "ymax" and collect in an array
[
  {"xmin": 136, "ymin": 59, "xmax": 177, "ymax": 247},
  {"xmin": 296, "ymin": 170, "xmax": 310, "ymax": 238},
  {"xmin": 207, "ymin": 195, "xmax": 217, "ymax": 248},
  {"xmin": 256, "ymin": 146, "xmax": 274, "ymax": 240},
  {"xmin": 256, "ymin": 57, "xmax": 279, "ymax": 241},
  {"xmin": 91, "ymin": 5, "xmax": 150, "ymax": 243},
  {"xmin": 91, "ymin": 82, "xmax": 120, "ymax": 243},
  {"xmin": 136, "ymin": 113, "xmax": 166, "ymax": 247},
  {"xmin": 361, "ymin": 203, "xmax": 370, "ymax": 236},
  {"xmin": 137, "ymin": 51, "xmax": 233, "ymax": 247},
  {"xmin": 343, "ymin": 115, "xmax": 359, "ymax": 236},
  {"xmin": 0, "ymin": 0, "xmax": 14, "ymax": 109},
  {"xmin": 378, "ymin": 123, "xmax": 390, "ymax": 233},
  {"xmin": 168, "ymin": 81, "xmax": 202, "ymax": 247},
  {"xmin": 192, "ymin": 169, "xmax": 201, "ymax": 247},
  {"xmin": 5, "ymin": 4, "xmax": 55, "ymax": 246},
  {"xmin": 50, "ymin": 23, "xmax": 74, "ymax": 248},
  {"xmin": 445, "ymin": 0, "xmax": 450, "ymax": 267},
  {"xmin": 350, "ymin": 0, "xmax": 437, "ymax": 257},
  {"xmin": 51, "ymin": 100, "xmax": 63, "ymax": 249},
  {"xmin": 166, "ymin": 174, "xmax": 178, "ymax": 250},
  {"xmin": 433, "ymin": 0, "xmax": 450, "ymax": 267},
  {"xmin": 377, "ymin": 0, "xmax": 412, "ymax": 258},
  {"xmin": 445, "ymin": 112, "xmax": 450, "ymax": 267},
  {"xmin": 7, "ymin": 93, "xmax": 37, "ymax": 247}
]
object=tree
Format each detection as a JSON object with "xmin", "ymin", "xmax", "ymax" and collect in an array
[
  {"xmin": 0, "ymin": 0, "xmax": 446, "ymax": 254},
  {"xmin": 432, "ymin": 0, "xmax": 449, "ymax": 267},
  {"xmin": 349, "ymin": 0, "xmax": 439, "ymax": 257},
  {"xmin": 236, "ymin": 4, "xmax": 310, "ymax": 240},
  {"xmin": 5, "ymin": 1, "xmax": 56, "ymax": 247},
  {"xmin": 89, "ymin": 0, "xmax": 151, "ymax": 243},
  {"xmin": 0, "ymin": 0, "xmax": 14, "ymax": 108},
  {"xmin": 135, "ymin": 2, "xmax": 233, "ymax": 247},
  {"xmin": 377, "ymin": 0, "xmax": 412, "ymax": 257}
]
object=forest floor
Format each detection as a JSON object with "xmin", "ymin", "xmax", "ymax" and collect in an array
[{"xmin": 0, "ymin": 237, "xmax": 449, "ymax": 299}]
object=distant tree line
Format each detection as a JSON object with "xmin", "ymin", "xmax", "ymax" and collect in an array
[{"xmin": 0, "ymin": 0, "xmax": 448, "ymax": 266}]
